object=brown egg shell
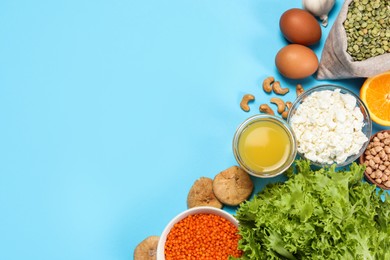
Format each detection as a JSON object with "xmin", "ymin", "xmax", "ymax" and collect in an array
[
  {"xmin": 279, "ymin": 8, "xmax": 322, "ymax": 46},
  {"xmin": 275, "ymin": 44, "xmax": 319, "ymax": 79}
]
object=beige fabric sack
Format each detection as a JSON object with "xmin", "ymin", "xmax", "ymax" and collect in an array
[{"xmin": 316, "ymin": 0, "xmax": 390, "ymax": 80}]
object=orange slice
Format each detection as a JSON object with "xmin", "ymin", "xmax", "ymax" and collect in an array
[{"xmin": 360, "ymin": 71, "xmax": 390, "ymax": 126}]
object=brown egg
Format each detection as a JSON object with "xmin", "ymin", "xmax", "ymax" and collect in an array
[
  {"xmin": 280, "ymin": 8, "xmax": 321, "ymax": 46},
  {"xmin": 275, "ymin": 44, "xmax": 319, "ymax": 79}
]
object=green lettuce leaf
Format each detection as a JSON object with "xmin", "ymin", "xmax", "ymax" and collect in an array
[{"xmin": 234, "ymin": 160, "xmax": 390, "ymax": 259}]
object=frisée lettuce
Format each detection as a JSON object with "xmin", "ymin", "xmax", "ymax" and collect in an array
[{"xmin": 234, "ymin": 160, "xmax": 390, "ymax": 259}]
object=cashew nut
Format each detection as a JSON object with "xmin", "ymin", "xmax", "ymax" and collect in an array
[
  {"xmin": 270, "ymin": 98, "xmax": 285, "ymax": 114},
  {"xmin": 272, "ymin": 81, "xmax": 289, "ymax": 95},
  {"xmin": 281, "ymin": 101, "xmax": 293, "ymax": 119},
  {"xmin": 296, "ymin": 84, "xmax": 305, "ymax": 97},
  {"xmin": 240, "ymin": 94, "xmax": 255, "ymax": 112},
  {"xmin": 281, "ymin": 111, "xmax": 288, "ymax": 119},
  {"xmin": 262, "ymin": 76, "xmax": 274, "ymax": 93},
  {"xmin": 259, "ymin": 104, "xmax": 275, "ymax": 115}
]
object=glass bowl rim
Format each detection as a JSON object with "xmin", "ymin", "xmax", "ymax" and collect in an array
[
  {"xmin": 287, "ymin": 84, "xmax": 372, "ymax": 168},
  {"xmin": 232, "ymin": 114, "xmax": 297, "ymax": 178}
]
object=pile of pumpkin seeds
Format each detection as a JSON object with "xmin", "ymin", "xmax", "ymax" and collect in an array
[{"xmin": 343, "ymin": 0, "xmax": 390, "ymax": 61}]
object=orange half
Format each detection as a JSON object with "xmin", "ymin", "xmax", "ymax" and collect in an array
[{"xmin": 360, "ymin": 71, "xmax": 390, "ymax": 126}]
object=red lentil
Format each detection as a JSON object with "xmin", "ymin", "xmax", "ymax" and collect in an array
[{"xmin": 164, "ymin": 213, "xmax": 242, "ymax": 260}]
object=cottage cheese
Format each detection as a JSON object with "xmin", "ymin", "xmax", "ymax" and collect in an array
[{"xmin": 290, "ymin": 89, "xmax": 368, "ymax": 165}]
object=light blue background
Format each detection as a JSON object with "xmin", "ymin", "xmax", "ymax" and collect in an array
[{"xmin": 0, "ymin": 0, "xmax": 388, "ymax": 259}]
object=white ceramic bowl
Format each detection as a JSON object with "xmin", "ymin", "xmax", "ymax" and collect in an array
[{"xmin": 156, "ymin": 206, "xmax": 239, "ymax": 259}]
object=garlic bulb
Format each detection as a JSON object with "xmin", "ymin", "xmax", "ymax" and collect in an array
[{"xmin": 302, "ymin": 0, "xmax": 335, "ymax": 27}]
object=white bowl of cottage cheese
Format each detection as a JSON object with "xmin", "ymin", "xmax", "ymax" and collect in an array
[{"xmin": 287, "ymin": 85, "xmax": 372, "ymax": 167}]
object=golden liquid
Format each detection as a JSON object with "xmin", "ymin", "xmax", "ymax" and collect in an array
[{"xmin": 238, "ymin": 120, "xmax": 292, "ymax": 173}]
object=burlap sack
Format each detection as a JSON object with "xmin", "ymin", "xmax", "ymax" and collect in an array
[{"xmin": 316, "ymin": 0, "xmax": 390, "ymax": 80}]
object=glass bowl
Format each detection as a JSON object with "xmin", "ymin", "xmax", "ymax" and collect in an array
[
  {"xmin": 287, "ymin": 84, "xmax": 372, "ymax": 168},
  {"xmin": 232, "ymin": 114, "xmax": 297, "ymax": 178}
]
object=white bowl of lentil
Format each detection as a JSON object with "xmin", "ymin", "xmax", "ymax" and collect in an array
[{"xmin": 156, "ymin": 206, "xmax": 242, "ymax": 259}]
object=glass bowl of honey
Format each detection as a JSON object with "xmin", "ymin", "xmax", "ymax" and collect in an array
[{"xmin": 233, "ymin": 115, "xmax": 297, "ymax": 178}]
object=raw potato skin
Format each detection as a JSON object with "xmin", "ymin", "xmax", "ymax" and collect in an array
[
  {"xmin": 134, "ymin": 236, "xmax": 159, "ymax": 260},
  {"xmin": 187, "ymin": 177, "xmax": 223, "ymax": 209},
  {"xmin": 213, "ymin": 166, "xmax": 254, "ymax": 206}
]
